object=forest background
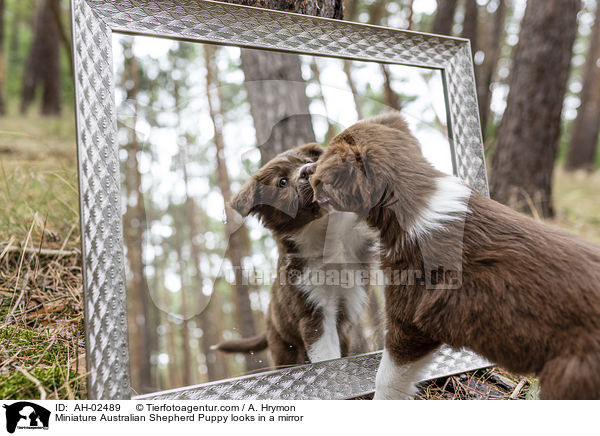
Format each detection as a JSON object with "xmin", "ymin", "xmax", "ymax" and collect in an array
[{"xmin": 1, "ymin": 0, "xmax": 599, "ymax": 399}]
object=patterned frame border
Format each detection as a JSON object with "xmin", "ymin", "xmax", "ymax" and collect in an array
[{"xmin": 71, "ymin": 0, "xmax": 490, "ymax": 400}]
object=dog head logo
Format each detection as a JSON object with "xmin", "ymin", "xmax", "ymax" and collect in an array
[{"xmin": 3, "ymin": 402, "xmax": 50, "ymax": 433}]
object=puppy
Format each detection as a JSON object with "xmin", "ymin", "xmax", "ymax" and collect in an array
[
  {"xmin": 213, "ymin": 143, "xmax": 378, "ymax": 366},
  {"xmin": 309, "ymin": 112, "xmax": 600, "ymax": 400}
]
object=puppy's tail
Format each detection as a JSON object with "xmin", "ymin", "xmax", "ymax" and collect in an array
[{"xmin": 210, "ymin": 332, "xmax": 268, "ymax": 353}]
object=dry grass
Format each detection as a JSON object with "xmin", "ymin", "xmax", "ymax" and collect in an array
[
  {"xmin": 0, "ymin": 112, "xmax": 598, "ymax": 399},
  {"xmin": 0, "ymin": 112, "xmax": 86, "ymax": 399},
  {"xmin": 552, "ymin": 167, "xmax": 600, "ymax": 243},
  {"xmin": 417, "ymin": 367, "xmax": 537, "ymax": 400}
]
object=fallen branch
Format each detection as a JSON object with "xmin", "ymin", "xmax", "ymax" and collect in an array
[
  {"xmin": 510, "ymin": 377, "xmax": 528, "ymax": 399},
  {"xmin": 18, "ymin": 368, "xmax": 47, "ymax": 400},
  {"xmin": 0, "ymin": 246, "xmax": 80, "ymax": 258}
]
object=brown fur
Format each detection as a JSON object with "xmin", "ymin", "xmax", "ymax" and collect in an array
[
  {"xmin": 213, "ymin": 143, "xmax": 373, "ymax": 365},
  {"xmin": 310, "ymin": 112, "xmax": 600, "ymax": 399}
]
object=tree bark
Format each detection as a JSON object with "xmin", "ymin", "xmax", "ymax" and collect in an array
[
  {"xmin": 220, "ymin": 0, "xmax": 343, "ymax": 17},
  {"xmin": 477, "ymin": 0, "xmax": 506, "ymax": 135},
  {"xmin": 222, "ymin": 0, "xmax": 343, "ymax": 164},
  {"xmin": 21, "ymin": 0, "xmax": 61, "ymax": 115},
  {"xmin": 490, "ymin": 0, "xmax": 580, "ymax": 218},
  {"xmin": 565, "ymin": 2, "xmax": 600, "ymax": 171},
  {"xmin": 432, "ymin": 0, "xmax": 458, "ymax": 35}
]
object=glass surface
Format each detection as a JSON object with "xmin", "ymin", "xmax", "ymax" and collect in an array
[{"xmin": 113, "ymin": 34, "xmax": 452, "ymax": 394}]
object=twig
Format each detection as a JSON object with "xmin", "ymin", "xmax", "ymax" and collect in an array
[
  {"xmin": 18, "ymin": 368, "xmax": 47, "ymax": 400},
  {"xmin": 59, "ymin": 223, "xmax": 78, "ymax": 253},
  {"xmin": 19, "ymin": 295, "xmax": 70, "ymax": 317},
  {"xmin": 520, "ymin": 189, "xmax": 542, "ymax": 221},
  {"xmin": 510, "ymin": 377, "xmax": 528, "ymax": 399},
  {"xmin": 0, "ymin": 246, "xmax": 80, "ymax": 257},
  {"xmin": 28, "ymin": 338, "xmax": 57, "ymax": 371}
]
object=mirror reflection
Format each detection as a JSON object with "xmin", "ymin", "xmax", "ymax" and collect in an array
[{"xmin": 113, "ymin": 34, "xmax": 453, "ymax": 394}]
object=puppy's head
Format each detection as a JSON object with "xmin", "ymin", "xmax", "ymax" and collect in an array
[
  {"xmin": 310, "ymin": 112, "xmax": 437, "ymax": 218},
  {"xmin": 230, "ymin": 143, "xmax": 324, "ymax": 233}
]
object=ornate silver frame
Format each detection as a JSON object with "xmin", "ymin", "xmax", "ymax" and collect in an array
[{"xmin": 72, "ymin": 0, "xmax": 491, "ymax": 400}]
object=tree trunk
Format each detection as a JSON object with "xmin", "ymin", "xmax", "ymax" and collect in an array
[
  {"xmin": 405, "ymin": 0, "xmax": 414, "ymax": 30},
  {"xmin": 49, "ymin": 0, "xmax": 73, "ymax": 78},
  {"xmin": 240, "ymin": 49, "xmax": 316, "ymax": 165},
  {"xmin": 171, "ymin": 72, "xmax": 223, "ymax": 382},
  {"xmin": 343, "ymin": 60, "xmax": 364, "ymax": 120},
  {"xmin": 490, "ymin": 0, "xmax": 580, "ymax": 218},
  {"xmin": 9, "ymin": 1, "xmax": 20, "ymax": 76},
  {"xmin": 174, "ymin": 240, "xmax": 194, "ymax": 386},
  {"xmin": 121, "ymin": 41, "xmax": 153, "ymax": 392},
  {"xmin": 310, "ymin": 59, "xmax": 336, "ymax": 141},
  {"xmin": 565, "ymin": 2, "xmax": 600, "ymax": 171},
  {"xmin": 461, "ymin": 0, "xmax": 478, "ymax": 54},
  {"xmin": 477, "ymin": 0, "xmax": 506, "ymax": 135},
  {"xmin": 432, "ymin": 0, "xmax": 458, "ymax": 35},
  {"xmin": 157, "ymin": 255, "xmax": 180, "ymax": 388},
  {"xmin": 380, "ymin": 64, "xmax": 401, "ymax": 111},
  {"xmin": 205, "ymin": 45, "xmax": 266, "ymax": 373},
  {"xmin": 344, "ymin": 0, "xmax": 358, "ymax": 22},
  {"xmin": 222, "ymin": 0, "xmax": 343, "ymax": 164},
  {"xmin": 21, "ymin": 0, "xmax": 61, "ymax": 115},
  {"xmin": 200, "ymin": 293, "xmax": 230, "ymax": 381}
]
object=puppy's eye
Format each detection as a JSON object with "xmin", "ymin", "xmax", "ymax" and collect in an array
[{"xmin": 278, "ymin": 177, "xmax": 288, "ymax": 187}]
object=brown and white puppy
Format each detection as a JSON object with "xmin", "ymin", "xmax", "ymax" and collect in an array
[
  {"xmin": 309, "ymin": 112, "xmax": 600, "ymax": 400},
  {"xmin": 213, "ymin": 143, "xmax": 378, "ymax": 366}
]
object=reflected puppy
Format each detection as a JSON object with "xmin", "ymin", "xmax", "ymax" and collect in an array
[
  {"xmin": 309, "ymin": 112, "xmax": 600, "ymax": 400},
  {"xmin": 213, "ymin": 143, "xmax": 378, "ymax": 366}
]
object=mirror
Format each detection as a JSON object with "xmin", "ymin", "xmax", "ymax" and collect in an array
[{"xmin": 112, "ymin": 34, "xmax": 453, "ymax": 395}]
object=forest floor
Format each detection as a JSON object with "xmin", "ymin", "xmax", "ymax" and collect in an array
[
  {"xmin": 0, "ymin": 113, "xmax": 599, "ymax": 400},
  {"xmin": 0, "ymin": 112, "xmax": 85, "ymax": 399}
]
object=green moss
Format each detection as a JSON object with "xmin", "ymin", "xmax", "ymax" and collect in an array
[
  {"xmin": 0, "ymin": 367, "xmax": 84, "ymax": 400},
  {"xmin": 0, "ymin": 326, "xmax": 70, "ymax": 367}
]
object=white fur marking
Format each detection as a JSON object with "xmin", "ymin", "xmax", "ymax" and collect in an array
[
  {"xmin": 373, "ymin": 348, "xmax": 439, "ymax": 400},
  {"xmin": 307, "ymin": 301, "xmax": 341, "ymax": 362},
  {"xmin": 407, "ymin": 176, "xmax": 471, "ymax": 240},
  {"xmin": 290, "ymin": 212, "xmax": 378, "ymax": 362}
]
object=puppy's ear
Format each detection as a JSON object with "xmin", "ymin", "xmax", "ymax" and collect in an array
[
  {"xmin": 296, "ymin": 142, "xmax": 323, "ymax": 161},
  {"xmin": 364, "ymin": 111, "xmax": 409, "ymax": 133},
  {"xmin": 230, "ymin": 178, "xmax": 257, "ymax": 217}
]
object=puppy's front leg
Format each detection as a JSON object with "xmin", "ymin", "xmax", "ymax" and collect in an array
[
  {"xmin": 374, "ymin": 327, "xmax": 440, "ymax": 400},
  {"xmin": 300, "ymin": 314, "xmax": 341, "ymax": 363}
]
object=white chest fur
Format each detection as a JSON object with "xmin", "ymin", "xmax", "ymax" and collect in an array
[{"xmin": 289, "ymin": 212, "xmax": 378, "ymax": 362}]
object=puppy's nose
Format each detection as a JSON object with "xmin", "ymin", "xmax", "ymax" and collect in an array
[{"xmin": 298, "ymin": 163, "xmax": 315, "ymax": 181}]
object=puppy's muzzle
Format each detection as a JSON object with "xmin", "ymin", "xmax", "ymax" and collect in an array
[
  {"xmin": 298, "ymin": 162, "xmax": 315, "ymax": 181},
  {"xmin": 309, "ymin": 178, "xmax": 331, "ymax": 208}
]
